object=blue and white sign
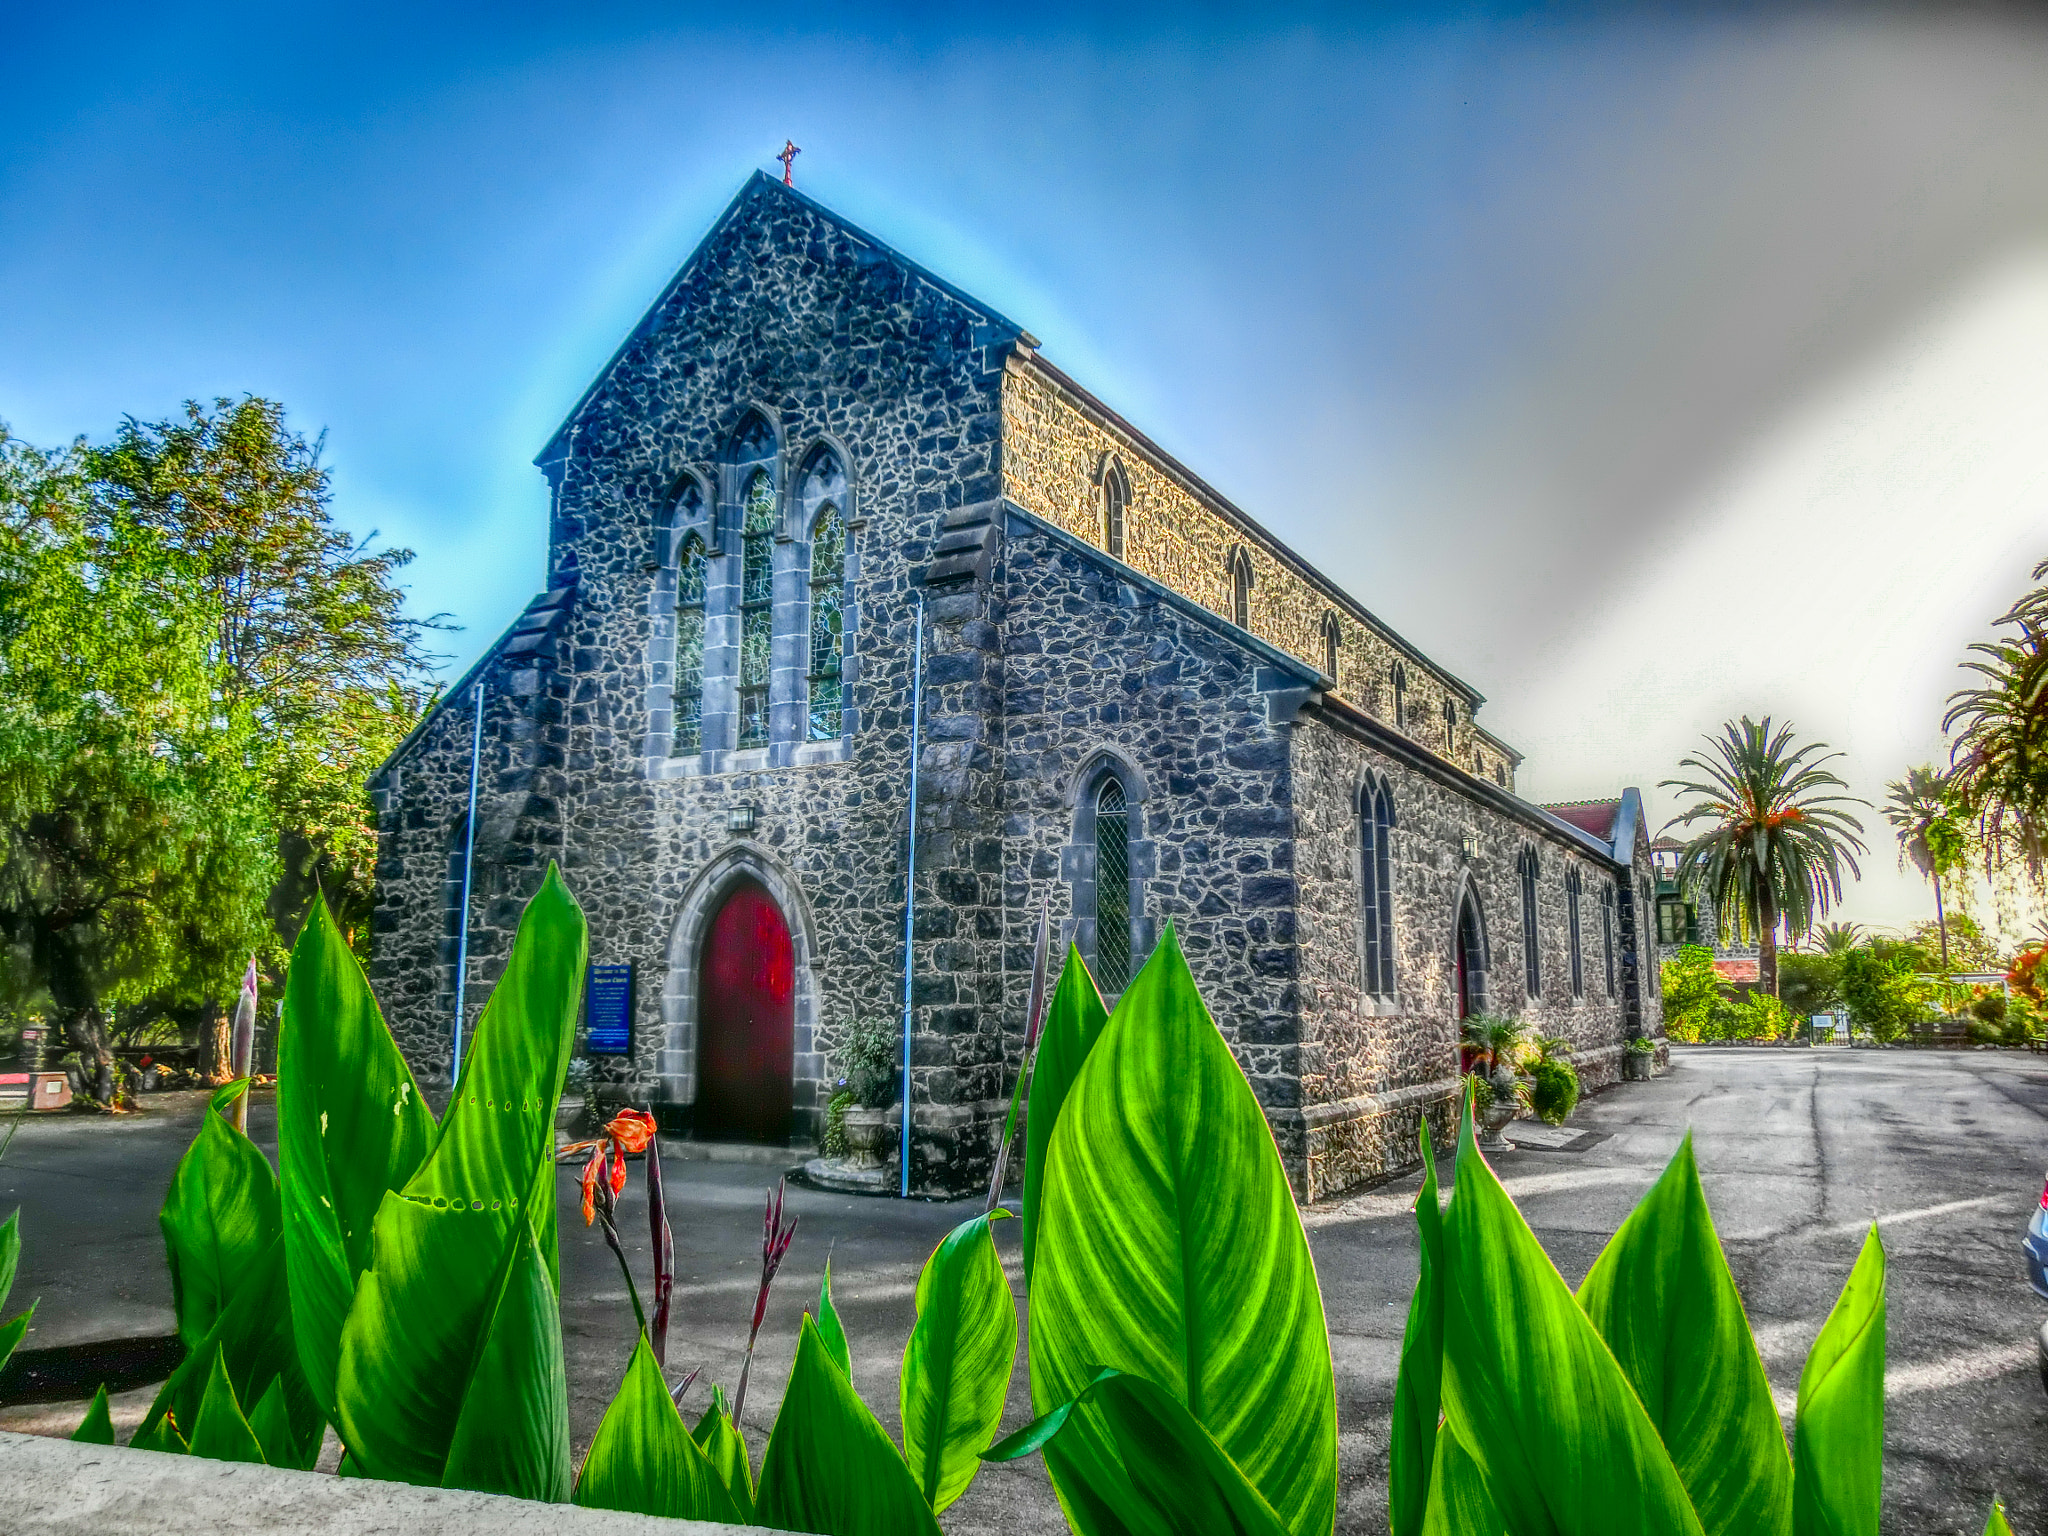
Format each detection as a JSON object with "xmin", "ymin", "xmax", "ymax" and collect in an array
[{"xmin": 585, "ymin": 963, "xmax": 635, "ymax": 1056}]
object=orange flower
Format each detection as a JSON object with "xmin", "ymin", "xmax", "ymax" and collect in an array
[
  {"xmin": 607, "ymin": 1108, "xmax": 656, "ymax": 1155},
  {"xmin": 564, "ymin": 1107, "xmax": 661, "ymax": 1226}
]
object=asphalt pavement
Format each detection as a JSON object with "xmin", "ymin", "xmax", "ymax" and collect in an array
[{"xmin": 2, "ymin": 1046, "xmax": 2043, "ymax": 1535}]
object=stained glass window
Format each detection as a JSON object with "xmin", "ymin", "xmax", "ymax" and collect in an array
[
  {"xmin": 1095, "ymin": 778, "xmax": 1131, "ymax": 992},
  {"xmin": 738, "ymin": 470, "xmax": 774, "ymax": 747},
  {"xmin": 807, "ymin": 506, "xmax": 845, "ymax": 740},
  {"xmin": 1361, "ymin": 784, "xmax": 1396, "ymax": 998},
  {"xmin": 673, "ymin": 535, "xmax": 706, "ymax": 754}
]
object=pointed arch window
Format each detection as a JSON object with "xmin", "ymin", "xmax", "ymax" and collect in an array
[
  {"xmin": 1566, "ymin": 866, "xmax": 1585, "ymax": 1000},
  {"xmin": 1094, "ymin": 778, "xmax": 1132, "ymax": 992},
  {"xmin": 1228, "ymin": 548, "xmax": 1253, "ymax": 630},
  {"xmin": 674, "ymin": 534, "xmax": 708, "ymax": 754},
  {"xmin": 1442, "ymin": 697, "xmax": 1458, "ymax": 746},
  {"xmin": 1601, "ymin": 882, "xmax": 1617, "ymax": 997},
  {"xmin": 1360, "ymin": 780, "xmax": 1397, "ymax": 1000},
  {"xmin": 1517, "ymin": 845, "xmax": 1541, "ymax": 998},
  {"xmin": 1321, "ymin": 612, "xmax": 1342, "ymax": 685},
  {"xmin": 807, "ymin": 506, "xmax": 845, "ymax": 739},
  {"xmin": 738, "ymin": 470, "xmax": 775, "ymax": 747},
  {"xmin": 1392, "ymin": 663, "xmax": 1408, "ymax": 731},
  {"xmin": 1101, "ymin": 455, "xmax": 1130, "ymax": 561}
]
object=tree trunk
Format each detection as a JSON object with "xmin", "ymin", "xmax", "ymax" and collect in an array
[
  {"xmin": 1759, "ymin": 903, "xmax": 1779, "ymax": 998},
  {"xmin": 1932, "ymin": 871, "xmax": 1950, "ymax": 973},
  {"xmin": 66, "ymin": 1008, "xmax": 116, "ymax": 1106},
  {"xmin": 197, "ymin": 999, "xmax": 230, "ymax": 1084}
]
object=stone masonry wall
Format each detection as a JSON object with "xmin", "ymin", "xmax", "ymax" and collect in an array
[
  {"xmin": 1000, "ymin": 356, "xmax": 1518, "ymax": 790},
  {"xmin": 1289, "ymin": 712, "xmax": 1650, "ymax": 1200}
]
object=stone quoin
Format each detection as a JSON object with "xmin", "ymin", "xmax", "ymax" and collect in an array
[{"xmin": 368, "ymin": 170, "xmax": 1665, "ymax": 1199}]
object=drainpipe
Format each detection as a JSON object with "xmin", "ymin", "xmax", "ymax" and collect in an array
[
  {"xmin": 899, "ymin": 593, "xmax": 927, "ymax": 1198},
  {"xmin": 453, "ymin": 679, "xmax": 486, "ymax": 1087}
]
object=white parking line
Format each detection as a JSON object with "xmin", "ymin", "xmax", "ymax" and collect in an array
[{"xmin": 1808, "ymin": 1194, "xmax": 2009, "ymax": 1243}]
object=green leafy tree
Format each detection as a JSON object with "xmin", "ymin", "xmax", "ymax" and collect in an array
[
  {"xmin": 1905, "ymin": 911, "xmax": 2000, "ymax": 973},
  {"xmin": 1944, "ymin": 558, "xmax": 2048, "ymax": 891},
  {"xmin": 1839, "ymin": 948, "xmax": 1927, "ymax": 1043},
  {"xmin": 0, "ymin": 428, "xmax": 276, "ymax": 1100},
  {"xmin": 1661, "ymin": 717, "xmax": 1868, "ymax": 998},
  {"xmin": 1659, "ymin": 944, "xmax": 1719, "ymax": 1043},
  {"xmin": 1883, "ymin": 766, "xmax": 1969, "ymax": 972},
  {"xmin": 1777, "ymin": 952, "xmax": 1841, "ymax": 1017}
]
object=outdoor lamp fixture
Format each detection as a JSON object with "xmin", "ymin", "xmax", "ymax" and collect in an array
[
  {"xmin": 727, "ymin": 805, "xmax": 756, "ymax": 834},
  {"xmin": 1460, "ymin": 834, "xmax": 1481, "ymax": 862}
]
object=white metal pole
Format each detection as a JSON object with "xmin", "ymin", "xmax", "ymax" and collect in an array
[
  {"xmin": 453, "ymin": 679, "xmax": 485, "ymax": 1087},
  {"xmin": 899, "ymin": 595, "xmax": 926, "ymax": 1198}
]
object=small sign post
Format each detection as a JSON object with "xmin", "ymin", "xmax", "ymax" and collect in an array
[{"xmin": 586, "ymin": 963, "xmax": 635, "ymax": 1057}]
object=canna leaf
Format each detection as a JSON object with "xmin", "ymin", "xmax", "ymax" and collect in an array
[
  {"xmin": 278, "ymin": 893, "xmax": 435, "ymax": 1423},
  {"xmin": 333, "ymin": 864, "xmax": 585, "ymax": 1491},
  {"xmin": 1020, "ymin": 946, "xmax": 1109, "ymax": 1288},
  {"xmin": 129, "ymin": 1412, "xmax": 189, "ymax": 1455},
  {"xmin": 574, "ymin": 1331, "xmax": 743, "ymax": 1523},
  {"xmin": 900, "ymin": 1210, "xmax": 1018, "ymax": 1512},
  {"xmin": 186, "ymin": 1346, "xmax": 268, "ymax": 1465},
  {"xmin": 754, "ymin": 1313, "xmax": 943, "ymax": 1536},
  {"xmin": 247, "ymin": 1376, "xmax": 308, "ymax": 1470},
  {"xmin": 816, "ymin": 1259, "xmax": 852, "ymax": 1382},
  {"xmin": 0, "ymin": 1217, "xmax": 29, "ymax": 1369},
  {"xmin": 160, "ymin": 1078, "xmax": 279, "ymax": 1349},
  {"xmin": 1029, "ymin": 925, "xmax": 1337, "ymax": 1536},
  {"xmin": 1577, "ymin": 1134, "xmax": 1791, "ymax": 1536},
  {"xmin": 1792, "ymin": 1226, "xmax": 1885, "ymax": 1536},
  {"xmin": 1418, "ymin": 1426, "xmax": 1505, "ymax": 1536},
  {"xmin": 693, "ymin": 1388, "xmax": 756, "ymax": 1519},
  {"xmin": 1389, "ymin": 1123, "xmax": 1446, "ymax": 1536},
  {"xmin": 983, "ymin": 1367, "xmax": 1289, "ymax": 1536},
  {"xmin": 1439, "ymin": 1088, "xmax": 1706, "ymax": 1535},
  {"xmin": 71, "ymin": 1385, "xmax": 114, "ymax": 1445},
  {"xmin": 1983, "ymin": 1499, "xmax": 2012, "ymax": 1536}
]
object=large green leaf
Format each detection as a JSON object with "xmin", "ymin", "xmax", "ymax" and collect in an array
[
  {"xmin": 1418, "ymin": 1426, "xmax": 1505, "ymax": 1536},
  {"xmin": 1983, "ymin": 1499, "xmax": 2013, "ymax": 1536},
  {"xmin": 1792, "ymin": 1227, "xmax": 1885, "ymax": 1536},
  {"xmin": 1029, "ymin": 925, "xmax": 1337, "ymax": 1536},
  {"xmin": 440, "ymin": 1221, "xmax": 572, "ymax": 1500},
  {"xmin": 1438, "ymin": 1096, "xmax": 1705, "ymax": 1535},
  {"xmin": 186, "ymin": 1346, "xmax": 268, "ymax": 1465},
  {"xmin": 754, "ymin": 1313, "xmax": 943, "ymax": 1536},
  {"xmin": 72, "ymin": 1386, "xmax": 114, "ymax": 1445},
  {"xmin": 278, "ymin": 893, "xmax": 435, "ymax": 1422},
  {"xmin": 247, "ymin": 1376, "xmax": 317, "ymax": 1470},
  {"xmin": 160, "ymin": 1078, "xmax": 279, "ymax": 1349},
  {"xmin": 0, "ymin": 1207, "xmax": 30, "ymax": 1372},
  {"xmin": 1021, "ymin": 946, "xmax": 1109, "ymax": 1288},
  {"xmin": 333, "ymin": 864, "xmax": 585, "ymax": 1489},
  {"xmin": 575, "ymin": 1331, "xmax": 744, "ymax": 1522},
  {"xmin": 984, "ymin": 1367, "xmax": 1289, "ymax": 1536},
  {"xmin": 817, "ymin": 1260, "xmax": 852, "ymax": 1382},
  {"xmin": 137, "ymin": 1230, "xmax": 318, "ymax": 1460},
  {"xmin": 1389, "ymin": 1123, "xmax": 1446, "ymax": 1536},
  {"xmin": 694, "ymin": 1390, "xmax": 756, "ymax": 1520},
  {"xmin": 1576, "ymin": 1133, "xmax": 1790, "ymax": 1536},
  {"xmin": 900, "ymin": 1210, "xmax": 1017, "ymax": 1513}
]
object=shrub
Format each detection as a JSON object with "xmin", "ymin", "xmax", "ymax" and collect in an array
[
  {"xmin": 1840, "ymin": 947, "xmax": 1928, "ymax": 1043},
  {"xmin": 821, "ymin": 1088, "xmax": 853, "ymax": 1157},
  {"xmin": 1777, "ymin": 951, "xmax": 1841, "ymax": 1016},
  {"xmin": 1660, "ymin": 945, "xmax": 1719, "ymax": 1042},
  {"xmin": 841, "ymin": 1015, "xmax": 900, "ymax": 1109},
  {"xmin": 1969, "ymin": 989, "xmax": 2008, "ymax": 1027},
  {"xmin": 1528, "ymin": 1058, "xmax": 1580, "ymax": 1124}
]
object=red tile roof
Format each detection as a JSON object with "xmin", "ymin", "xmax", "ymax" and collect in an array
[{"xmin": 1542, "ymin": 799, "xmax": 1623, "ymax": 841}]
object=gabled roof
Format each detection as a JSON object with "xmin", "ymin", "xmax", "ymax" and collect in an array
[
  {"xmin": 1543, "ymin": 799, "xmax": 1623, "ymax": 841},
  {"xmin": 536, "ymin": 171, "xmax": 1031, "ymax": 466}
]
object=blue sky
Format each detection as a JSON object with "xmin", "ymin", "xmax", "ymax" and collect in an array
[{"xmin": 7, "ymin": 4, "xmax": 2047, "ymax": 931}]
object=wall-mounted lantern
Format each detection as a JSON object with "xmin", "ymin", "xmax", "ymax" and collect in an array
[{"xmin": 727, "ymin": 805, "xmax": 757, "ymax": 835}]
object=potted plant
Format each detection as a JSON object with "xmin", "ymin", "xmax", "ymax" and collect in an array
[
  {"xmin": 838, "ymin": 1016, "xmax": 899, "ymax": 1171},
  {"xmin": 1460, "ymin": 1012, "xmax": 1528, "ymax": 1148},
  {"xmin": 1623, "ymin": 1035, "xmax": 1657, "ymax": 1080}
]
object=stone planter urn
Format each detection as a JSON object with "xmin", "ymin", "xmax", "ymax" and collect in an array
[
  {"xmin": 1477, "ymin": 1071, "xmax": 1519, "ymax": 1151},
  {"xmin": 840, "ymin": 1106, "xmax": 892, "ymax": 1171},
  {"xmin": 1623, "ymin": 1047, "xmax": 1655, "ymax": 1082}
]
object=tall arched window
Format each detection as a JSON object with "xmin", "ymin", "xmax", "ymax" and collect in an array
[
  {"xmin": 1392, "ymin": 663, "xmax": 1408, "ymax": 731},
  {"xmin": 674, "ymin": 534, "xmax": 708, "ymax": 754},
  {"xmin": 1360, "ymin": 780, "xmax": 1396, "ymax": 1000},
  {"xmin": 807, "ymin": 506, "xmax": 845, "ymax": 739},
  {"xmin": 1094, "ymin": 778, "xmax": 1132, "ymax": 992},
  {"xmin": 1228, "ymin": 548, "xmax": 1253, "ymax": 630},
  {"xmin": 1101, "ymin": 455, "xmax": 1130, "ymax": 561},
  {"xmin": 1442, "ymin": 697, "xmax": 1458, "ymax": 745},
  {"xmin": 1517, "ymin": 845, "xmax": 1541, "ymax": 998},
  {"xmin": 1566, "ymin": 866, "xmax": 1585, "ymax": 1000},
  {"xmin": 1601, "ymin": 882, "xmax": 1617, "ymax": 997},
  {"xmin": 738, "ymin": 470, "xmax": 775, "ymax": 747},
  {"xmin": 1455, "ymin": 896, "xmax": 1486, "ymax": 1018},
  {"xmin": 1321, "ymin": 612, "xmax": 1342, "ymax": 684}
]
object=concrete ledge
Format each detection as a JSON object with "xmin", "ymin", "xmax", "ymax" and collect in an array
[{"xmin": 0, "ymin": 1431, "xmax": 768, "ymax": 1535}]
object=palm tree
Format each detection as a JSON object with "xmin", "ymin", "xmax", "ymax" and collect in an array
[
  {"xmin": 1944, "ymin": 559, "xmax": 2048, "ymax": 891},
  {"xmin": 1661, "ymin": 717, "xmax": 1868, "ymax": 998},
  {"xmin": 1814, "ymin": 921, "xmax": 1863, "ymax": 960},
  {"xmin": 1883, "ymin": 766, "xmax": 1965, "ymax": 973}
]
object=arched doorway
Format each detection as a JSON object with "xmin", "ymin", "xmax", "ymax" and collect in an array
[
  {"xmin": 1456, "ymin": 897, "xmax": 1486, "ymax": 1019},
  {"xmin": 696, "ymin": 879, "xmax": 795, "ymax": 1142}
]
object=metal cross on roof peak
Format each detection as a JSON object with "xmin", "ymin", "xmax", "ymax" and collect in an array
[{"xmin": 777, "ymin": 141, "xmax": 800, "ymax": 186}]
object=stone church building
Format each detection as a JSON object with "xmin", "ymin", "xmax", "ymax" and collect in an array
[{"xmin": 369, "ymin": 171, "xmax": 1664, "ymax": 1200}]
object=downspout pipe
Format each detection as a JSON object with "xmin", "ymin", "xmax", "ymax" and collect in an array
[
  {"xmin": 453, "ymin": 679, "xmax": 486, "ymax": 1086},
  {"xmin": 899, "ymin": 593, "xmax": 926, "ymax": 1198}
]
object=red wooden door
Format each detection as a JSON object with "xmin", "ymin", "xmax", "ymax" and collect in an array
[{"xmin": 696, "ymin": 880, "xmax": 795, "ymax": 1142}]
